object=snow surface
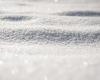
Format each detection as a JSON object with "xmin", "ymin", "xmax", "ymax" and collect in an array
[{"xmin": 0, "ymin": 0, "xmax": 100, "ymax": 80}]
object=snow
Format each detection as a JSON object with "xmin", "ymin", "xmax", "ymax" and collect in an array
[
  {"xmin": 0, "ymin": 0, "xmax": 100, "ymax": 80},
  {"xmin": 54, "ymin": 0, "xmax": 58, "ymax": 3},
  {"xmin": 0, "ymin": 43, "xmax": 100, "ymax": 80}
]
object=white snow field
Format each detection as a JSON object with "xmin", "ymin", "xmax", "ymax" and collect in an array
[{"xmin": 0, "ymin": 0, "xmax": 100, "ymax": 80}]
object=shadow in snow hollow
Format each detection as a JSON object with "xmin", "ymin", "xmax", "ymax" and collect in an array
[
  {"xmin": 0, "ymin": 29, "xmax": 100, "ymax": 45},
  {"xmin": 0, "ymin": 16, "xmax": 32, "ymax": 21},
  {"xmin": 56, "ymin": 11, "xmax": 100, "ymax": 17}
]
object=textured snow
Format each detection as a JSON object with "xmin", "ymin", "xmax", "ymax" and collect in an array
[{"xmin": 0, "ymin": 0, "xmax": 100, "ymax": 80}]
